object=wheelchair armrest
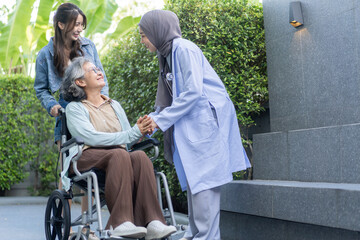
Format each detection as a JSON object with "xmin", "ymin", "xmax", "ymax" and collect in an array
[
  {"xmin": 131, "ymin": 138, "xmax": 160, "ymax": 151},
  {"xmin": 61, "ymin": 137, "xmax": 84, "ymax": 149}
]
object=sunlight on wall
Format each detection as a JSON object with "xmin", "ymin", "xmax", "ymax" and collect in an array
[{"xmin": 290, "ymin": 27, "xmax": 312, "ymax": 89}]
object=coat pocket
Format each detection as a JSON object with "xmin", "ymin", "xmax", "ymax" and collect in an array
[{"xmin": 184, "ymin": 108, "xmax": 216, "ymax": 143}]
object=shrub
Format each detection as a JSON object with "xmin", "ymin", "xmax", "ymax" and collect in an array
[
  {"xmin": 102, "ymin": 0, "xmax": 267, "ymax": 212},
  {"xmin": 0, "ymin": 75, "xmax": 57, "ymax": 194}
]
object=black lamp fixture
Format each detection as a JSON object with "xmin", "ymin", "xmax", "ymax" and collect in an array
[{"xmin": 289, "ymin": 1, "xmax": 304, "ymax": 28}]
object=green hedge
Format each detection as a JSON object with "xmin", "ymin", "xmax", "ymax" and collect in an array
[
  {"xmin": 0, "ymin": 75, "xmax": 57, "ymax": 194},
  {"xmin": 102, "ymin": 0, "xmax": 267, "ymax": 212}
]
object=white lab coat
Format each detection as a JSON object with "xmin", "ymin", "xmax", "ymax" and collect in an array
[{"xmin": 152, "ymin": 38, "xmax": 251, "ymax": 194}]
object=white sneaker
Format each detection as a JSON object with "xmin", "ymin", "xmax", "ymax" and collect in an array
[
  {"xmin": 145, "ymin": 220, "xmax": 177, "ymax": 240},
  {"xmin": 111, "ymin": 221, "xmax": 147, "ymax": 238}
]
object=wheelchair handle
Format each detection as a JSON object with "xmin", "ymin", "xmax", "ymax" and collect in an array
[
  {"xmin": 59, "ymin": 108, "xmax": 68, "ymax": 139},
  {"xmin": 59, "ymin": 107, "xmax": 66, "ymax": 115}
]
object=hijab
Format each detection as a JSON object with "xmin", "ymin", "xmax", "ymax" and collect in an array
[{"xmin": 139, "ymin": 10, "xmax": 182, "ymax": 163}]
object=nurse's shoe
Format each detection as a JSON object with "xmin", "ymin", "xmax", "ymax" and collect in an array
[
  {"xmin": 111, "ymin": 221, "xmax": 147, "ymax": 238},
  {"xmin": 145, "ymin": 220, "xmax": 177, "ymax": 240}
]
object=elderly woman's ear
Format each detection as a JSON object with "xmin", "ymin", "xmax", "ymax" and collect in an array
[{"xmin": 75, "ymin": 78, "xmax": 86, "ymax": 87}]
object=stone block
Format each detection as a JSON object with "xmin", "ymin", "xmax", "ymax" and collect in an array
[
  {"xmin": 340, "ymin": 124, "xmax": 360, "ymax": 183},
  {"xmin": 263, "ymin": 0, "xmax": 355, "ymax": 44},
  {"xmin": 221, "ymin": 181, "xmax": 273, "ymax": 218},
  {"xmin": 288, "ymin": 127, "xmax": 341, "ymax": 182},
  {"xmin": 266, "ymin": 32, "xmax": 307, "ymax": 132},
  {"xmin": 272, "ymin": 185, "xmax": 338, "ymax": 228},
  {"xmin": 338, "ymin": 189, "xmax": 360, "ymax": 231},
  {"xmin": 252, "ymin": 132, "xmax": 289, "ymax": 180},
  {"xmin": 264, "ymin": 1, "xmax": 360, "ymax": 132},
  {"xmin": 263, "ymin": 0, "xmax": 295, "ymax": 44},
  {"xmin": 220, "ymin": 211, "xmax": 360, "ymax": 240},
  {"xmin": 221, "ymin": 181, "xmax": 360, "ymax": 232},
  {"xmin": 220, "ymin": 212, "xmax": 287, "ymax": 240},
  {"xmin": 301, "ymin": 9, "xmax": 360, "ymax": 129}
]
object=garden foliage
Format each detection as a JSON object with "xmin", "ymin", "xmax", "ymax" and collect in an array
[
  {"xmin": 102, "ymin": 0, "xmax": 267, "ymax": 212},
  {"xmin": 0, "ymin": 75, "xmax": 57, "ymax": 194},
  {"xmin": 0, "ymin": 0, "xmax": 140, "ymax": 75}
]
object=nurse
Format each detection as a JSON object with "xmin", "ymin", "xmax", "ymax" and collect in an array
[{"xmin": 139, "ymin": 10, "xmax": 251, "ymax": 240}]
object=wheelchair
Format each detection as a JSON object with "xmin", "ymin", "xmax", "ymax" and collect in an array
[{"xmin": 44, "ymin": 108, "xmax": 186, "ymax": 240}]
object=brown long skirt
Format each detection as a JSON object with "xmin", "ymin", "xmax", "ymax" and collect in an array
[{"xmin": 74, "ymin": 147, "xmax": 165, "ymax": 229}]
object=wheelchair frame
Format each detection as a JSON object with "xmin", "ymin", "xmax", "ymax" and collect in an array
[{"xmin": 44, "ymin": 108, "xmax": 186, "ymax": 240}]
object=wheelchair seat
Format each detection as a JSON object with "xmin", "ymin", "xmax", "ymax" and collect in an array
[{"xmin": 69, "ymin": 167, "xmax": 106, "ymax": 190}]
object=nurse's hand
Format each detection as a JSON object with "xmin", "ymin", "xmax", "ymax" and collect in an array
[{"xmin": 149, "ymin": 118, "xmax": 159, "ymax": 133}]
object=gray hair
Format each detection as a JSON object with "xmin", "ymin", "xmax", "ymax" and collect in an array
[{"xmin": 61, "ymin": 57, "xmax": 90, "ymax": 102}]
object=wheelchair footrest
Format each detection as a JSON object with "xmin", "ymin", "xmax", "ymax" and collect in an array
[{"xmin": 167, "ymin": 228, "xmax": 187, "ymax": 240}]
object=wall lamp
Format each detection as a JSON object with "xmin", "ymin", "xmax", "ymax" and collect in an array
[{"xmin": 289, "ymin": 1, "xmax": 304, "ymax": 28}]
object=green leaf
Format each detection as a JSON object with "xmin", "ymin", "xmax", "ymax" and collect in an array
[
  {"xmin": 85, "ymin": 0, "xmax": 118, "ymax": 37},
  {"xmin": 81, "ymin": 0, "xmax": 105, "ymax": 38},
  {"xmin": 0, "ymin": 0, "xmax": 36, "ymax": 70},
  {"xmin": 33, "ymin": 0, "xmax": 56, "ymax": 52},
  {"xmin": 106, "ymin": 16, "xmax": 141, "ymax": 40}
]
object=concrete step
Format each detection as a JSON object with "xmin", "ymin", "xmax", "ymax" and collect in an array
[
  {"xmin": 220, "ymin": 180, "xmax": 360, "ymax": 233},
  {"xmin": 252, "ymin": 123, "xmax": 360, "ymax": 183}
]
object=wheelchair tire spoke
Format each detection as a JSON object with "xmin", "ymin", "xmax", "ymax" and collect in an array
[
  {"xmin": 51, "ymin": 201, "xmax": 58, "ymax": 217},
  {"xmin": 51, "ymin": 226, "xmax": 56, "ymax": 240},
  {"xmin": 54, "ymin": 202, "xmax": 63, "ymax": 217},
  {"xmin": 55, "ymin": 224, "xmax": 63, "ymax": 239}
]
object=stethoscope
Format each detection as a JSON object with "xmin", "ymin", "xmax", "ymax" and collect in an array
[{"xmin": 161, "ymin": 58, "xmax": 173, "ymax": 96}]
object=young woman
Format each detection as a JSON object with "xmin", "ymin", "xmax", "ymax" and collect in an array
[
  {"xmin": 34, "ymin": 2, "xmax": 109, "ymax": 141},
  {"xmin": 34, "ymin": 3, "xmax": 108, "ymax": 239},
  {"xmin": 139, "ymin": 10, "xmax": 251, "ymax": 240},
  {"xmin": 61, "ymin": 57, "xmax": 177, "ymax": 239}
]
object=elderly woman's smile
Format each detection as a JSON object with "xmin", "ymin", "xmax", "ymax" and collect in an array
[{"xmin": 83, "ymin": 62, "xmax": 105, "ymax": 88}]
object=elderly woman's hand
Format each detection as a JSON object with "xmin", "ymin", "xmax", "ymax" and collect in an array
[{"xmin": 137, "ymin": 115, "xmax": 153, "ymax": 135}]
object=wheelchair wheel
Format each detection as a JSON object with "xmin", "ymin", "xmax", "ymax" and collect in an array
[{"xmin": 45, "ymin": 189, "xmax": 71, "ymax": 240}]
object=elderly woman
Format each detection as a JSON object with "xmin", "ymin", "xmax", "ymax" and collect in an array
[
  {"xmin": 60, "ymin": 57, "xmax": 176, "ymax": 239},
  {"xmin": 139, "ymin": 10, "xmax": 251, "ymax": 240}
]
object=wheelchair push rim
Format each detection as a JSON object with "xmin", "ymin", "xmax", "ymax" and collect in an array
[{"xmin": 45, "ymin": 189, "xmax": 71, "ymax": 240}]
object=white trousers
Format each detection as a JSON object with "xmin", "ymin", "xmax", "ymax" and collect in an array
[{"xmin": 183, "ymin": 186, "xmax": 221, "ymax": 240}]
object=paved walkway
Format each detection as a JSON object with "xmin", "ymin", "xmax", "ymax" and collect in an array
[
  {"xmin": 0, "ymin": 196, "xmax": 110, "ymax": 240},
  {"xmin": 0, "ymin": 196, "xmax": 188, "ymax": 240}
]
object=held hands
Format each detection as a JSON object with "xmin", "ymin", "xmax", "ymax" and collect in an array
[
  {"xmin": 50, "ymin": 104, "xmax": 62, "ymax": 117},
  {"xmin": 136, "ymin": 115, "xmax": 159, "ymax": 135},
  {"xmin": 137, "ymin": 115, "xmax": 152, "ymax": 135}
]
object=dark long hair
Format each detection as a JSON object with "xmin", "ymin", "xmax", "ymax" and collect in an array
[{"xmin": 53, "ymin": 3, "xmax": 87, "ymax": 77}]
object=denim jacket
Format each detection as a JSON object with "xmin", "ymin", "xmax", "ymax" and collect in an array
[{"xmin": 34, "ymin": 37, "xmax": 109, "ymax": 115}]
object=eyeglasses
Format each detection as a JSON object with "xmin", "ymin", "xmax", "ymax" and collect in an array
[{"xmin": 86, "ymin": 66, "xmax": 102, "ymax": 74}]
